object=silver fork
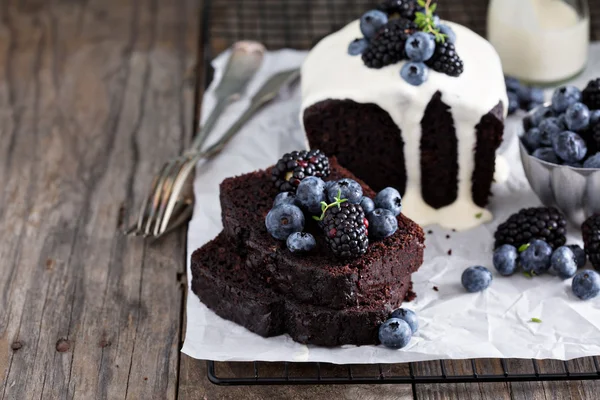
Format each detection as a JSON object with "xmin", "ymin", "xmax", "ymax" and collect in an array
[
  {"xmin": 124, "ymin": 41, "xmax": 264, "ymax": 237},
  {"xmin": 125, "ymin": 68, "xmax": 301, "ymax": 238}
]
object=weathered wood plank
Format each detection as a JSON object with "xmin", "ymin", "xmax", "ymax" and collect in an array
[{"xmin": 0, "ymin": 0, "xmax": 198, "ymax": 398}]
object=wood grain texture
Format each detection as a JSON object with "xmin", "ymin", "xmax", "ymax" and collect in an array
[{"xmin": 0, "ymin": 0, "xmax": 198, "ymax": 398}]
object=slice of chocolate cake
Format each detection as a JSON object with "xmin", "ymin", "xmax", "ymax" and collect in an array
[
  {"xmin": 220, "ymin": 157, "xmax": 425, "ymax": 310},
  {"xmin": 191, "ymin": 233, "xmax": 415, "ymax": 346}
]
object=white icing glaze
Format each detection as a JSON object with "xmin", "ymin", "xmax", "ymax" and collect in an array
[{"xmin": 301, "ymin": 20, "xmax": 508, "ymax": 231}]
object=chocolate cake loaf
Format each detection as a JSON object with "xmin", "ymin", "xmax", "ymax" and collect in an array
[
  {"xmin": 191, "ymin": 155, "xmax": 425, "ymax": 346},
  {"xmin": 219, "ymin": 157, "xmax": 424, "ymax": 309},
  {"xmin": 301, "ymin": 18, "xmax": 508, "ymax": 231}
]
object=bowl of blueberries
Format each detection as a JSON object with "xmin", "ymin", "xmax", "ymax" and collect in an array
[{"xmin": 518, "ymin": 77, "xmax": 600, "ymax": 226}]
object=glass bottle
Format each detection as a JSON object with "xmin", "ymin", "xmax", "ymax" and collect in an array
[{"xmin": 487, "ymin": 0, "xmax": 589, "ymax": 85}]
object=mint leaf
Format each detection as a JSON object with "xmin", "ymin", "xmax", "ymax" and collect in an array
[
  {"xmin": 475, "ymin": 212, "xmax": 483, "ymax": 219},
  {"xmin": 518, "ymin": 243, "xmax": 530, "ymax": 253},
  {"xmin": 530, "ymin": 318, "xmax": 542, "ymax": 323},
  {"xmin": 523, "ymin": 271, "xmax": 533, "ymax": 278}
]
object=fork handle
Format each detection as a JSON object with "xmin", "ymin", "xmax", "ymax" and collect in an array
[{"xmin": 190, "ymin": 98, "xmax": 230, "ymax": 152}]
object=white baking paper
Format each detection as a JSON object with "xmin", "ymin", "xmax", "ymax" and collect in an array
[{"xmin": 182, "ymin": 44, "xmax": 600, "ymax": 363}]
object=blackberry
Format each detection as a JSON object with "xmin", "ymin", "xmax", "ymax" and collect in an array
[
  {"xmin": 425, "ymin": 41, "xmax": 464, "ymax": 77},
  {"xmin": 494, "ymin": 207, "xmax": 567, "ymax": 250},
  {"xmin": 377, "ymin": 0, "xmax": 417, "ymax": 20},
  {"xmin": 582, "ymin": 214, "xmax": 600, "ymax": 270},
  {"xmin": 321, "ymin": 202, "xmax": 369, "ymax": 259},
  {"xmin": 362, "ymin": 18, "xmax": 417, "ymax": 69},
  {"xmin": 582, "ymin": 78, "xmax": 600, "ymax": 110},
  {"xmin": 271, "ymin": 149, "xmax": 330, "ymax": 192},
  {"xmin": 592, "ymin": 123, "xmax": 600, "ymax": 148}
]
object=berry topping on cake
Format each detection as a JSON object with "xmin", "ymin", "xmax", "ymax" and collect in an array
[
  {"xmin": 273, "ymin": 192, "xmax": 298, "ymax": 207},
  {"xmin": 286, "ymin": 232, "xmax": 317, "ymax": 254},
  {"xmin": 400, "ymin": 61, "xmax": 428, "ymax": 86},
  {"xmin": 359, "ymin": 196, "xmax": 376, "ymax": 214},
  {"xmin": 271, "ymin": 149, "xmax": 330, "ymax": 192},
  {"xmin": 378, "ymin": 318, "xmax": 413, "ymax": 349},
  {"xmin": 377, "ymin": 0, "xmax": 418, "ymax": 20},
  {"xmin": 326, "ymin": 178, "xmax": 363, "ymax": 204},
  {"xmin": 390, "ymin": 308, "xmax": 419, "ymax": 333},
  {"xmin": 425, "ymin": 41, "xmax": 464, "ymax": 77},
  {"xmin": 582, "ymin": 78, "xmax": 600, "ymax": 110},
  {"xmin": 550, "ymin": 246, "xmax": 578, "ymax": 279},
  {"xmin": 572, "ymin": 270, "xmax": 600, "ymax": 300},
  {"xmin": 348, "ymin": 38, "xmax": 369, "ymax": 56},
  {"xmin": 296, "ymin": 176, "xmax": 327, "ymax": 214},
  {"xmin": 367, "ymin": 208, "xmax": 398, "ymax": 239},
  {"xmin": 494, "ymin": 207, "xmax": 567, "ymax": 250},
  {"xmin": 493, "ymin": 244, "xmax": 518, "ymax": 276},
  {"xmin": 315, "ymin": 191, "xmax": 369, "ymax": 259},
  {"xmin": 359, "ymin": 10, "xmax": 389, "ymax": 40},
  {"xmin": 461, "ymin": 266, "xmax": 492, "ymax": 292},
  {"xmin": 361, "ymin": 18, "xmax": 417, "ymax": 69},
  {"xmin": 582, "ymin": 214, "xmax": 600, "ymax": 270},
  {"xmin": 405, "ymin": 31, "xmax": 435, "ymax": 62},
  {"xmin": 265, "ymin": 204, "xmax": 305, "ymax": 241},
  {"xmin": 374, "ymin": 187, "xmax": 403, "ymax": 216},
  {"xmin": 520, "ymin": 239, "xmax": 552, "ymax": 275}
]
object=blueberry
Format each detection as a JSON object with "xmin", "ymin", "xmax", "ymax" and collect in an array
[
  {"xmin": 552, "ymin": 85, "xmax": 582, "ymax": 113},
  {"xmin": 400, "ymin": 62, "xmax": 428, "ymax": 86},
  {"xmin": 522, "ymin": 128, "xmax": 542, "ymax": 151},
  {"xmin": 438, "ymin": 24, "xmax": 456, "ymax": 44},
  {"xmin": 432, "ymin": 15, "xmax": 440, "ymax": 27},
  {"xmin": 565, "ymin": 102, "xmax": 591, "ymax": 131},
  {"xmin": 296, "ymin": 176, "xmax": 326, "ymax": 215},
  {"xmin": 572, "ymin": 270, "xmax": 600, "ymax": 300},
  {"xmin": 516, "ymin": 86, "xmax": 534, "ymax": 104},
  {"xmin": 557, "ymin": 113, "xmax": 568, "ymax": 128},
  {"xmin": 265, "ymin": 204, "xmax": 305, "ymax": 240},
  {"xmin": 583, "ymin": 153, "xmax": 600, "ymax": 169},
  {"xmin": 327, "ymin": 178, "xmax": 363, "ymax": 204},
  {"xmin": 378, "ymin": 318, "xmax": 412, "ymax": 349},
  {"xmin": 532, "ymin": 147, "xmax": 560, "ymax": 164},
  {"xmin": 286, "ymin": 232, "xmax": 316, "ymax": 254},
  {"xmin": 348, "ymin": 38, "xmax": 369, "ymax": 56},
  {"xmin": 505, "ymin": 76, "xmax": 521, "ymax": 93},
  {"xmin": 530, "ymin": 87, "xmax": 545, "ymax": 104},
  {"xmin": 507, "ymin": 92, "xmax": 519, "ymax": 115},
  {"xmin": 526, "ymin": 105, "xmax": 554, "ymax": 128},
  {"xmin": 360, "ymin": 196, "xmax": 375, "ymax": 214},
  {"xmin": 590, "ymin": 110, "xmax": 600, "ymax": 126},
  {"xmin": 525, "ymin": 101, "xmax": 544, "ymax": 112},
  {"xmin": 538, "ymin": 117, "xmax": 564, "ymax": 146},
  {"xmin": 552, "ymin": 131, "xmax": 587, "ymax": 163},
  {"xmin": 273, "ymin": 192, "xmax": 298, "ymax": 207},
  {"xmin": 360, "ymin": 10, "xmax": 388, "ymax": 40},
  {"xmin": 390, "ymin": 308, "xmax": 419, "ymax": 333},
  {"xmin": 568, "ymin": 244, "xmax": 587, "ymax": 268},
  {"xmin": 374, "ymin": 187, "xmax": 402, "ymax": 216},
  {"xmin": 461, "ymin": 266, "xmax": 492, "ymax": 292},
  {"xmin": 563, "ymin": 160, "xmax": 583, "ymax": 168},
  {"xmin": 405, "ymin": 32, "xmax": 435, "ymax": 62},
  {"xmin": 367, "ymin": 208, "xmax": 398, "ymax": 239},
  {"xmin": 493, "ymin": 244, "xmax": 518, "ymax": 276},
  {"xmin": 550, "ymin": 246, "xmax": 578, "ymax": 279},
  {"xmin": 520, "ymin": 239, "xmax": 552, "ymax": 275}
]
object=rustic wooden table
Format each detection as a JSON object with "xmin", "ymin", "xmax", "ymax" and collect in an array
[{"xmin": 2, "ymin": 0, "xmax": 600, "ymax": 399}]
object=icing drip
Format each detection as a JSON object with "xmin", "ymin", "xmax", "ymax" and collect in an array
[{"xmin": 301, "ymin": 20, "xmax": 508, "ymax": 231}]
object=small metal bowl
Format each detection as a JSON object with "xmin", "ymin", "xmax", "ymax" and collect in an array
[{"xmin": 519, "ymin": 105, "xmax": 600, "ymax": 226}]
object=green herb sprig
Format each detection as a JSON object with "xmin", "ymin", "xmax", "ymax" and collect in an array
[
  {"xmin": 313, "ymin": 189, "xmax": 347, "ymax": 222},
  {"xmin": 530, "ymin": 317, "xmax": 542, "ymax": 323},
  {"xmin": 415, "ymin": 0, "xmax": 446, "ymax": 43}
]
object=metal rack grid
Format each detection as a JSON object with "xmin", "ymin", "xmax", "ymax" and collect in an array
[{"xmin": 200, "ymin": 0, "xmax": 600, "ymax": 386}]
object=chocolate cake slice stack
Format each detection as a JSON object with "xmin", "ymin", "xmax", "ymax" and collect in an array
[{"xmin": 190, "ymin": 157, "xmax": 425, "ymax": 346}]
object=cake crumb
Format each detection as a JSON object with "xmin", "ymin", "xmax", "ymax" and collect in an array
[
  {"xmin": 446, "ymin": 234, "xmax": 450, "ymax": 239},
  {"xmin": 11, "ymin": 341, "xmax": 22, "ymax": 351},
  {"xmin": 447, "ymin": 249, "xmax": 452, "ymax": 255},
  {"xmin": 56, "ymin": 338, "xmax": 70, "ymax": 352},
  {"xmin": 427, "ymin": 230, "xmax": 433, "ymax": 234},
  {"xmin": 452, "ymin": 229, "xmax": 457, "ymax": 232},
  {"xmin": 433, "ymin": 286, "xmax": 439, "ymax": 292},
  {"xmin": 45, "ymin": 258, "xmax": 54, "ymax": 270}
]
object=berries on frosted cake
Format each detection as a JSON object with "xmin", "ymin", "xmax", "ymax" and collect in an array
[
  {"xmin": 350, "ymin": 0, "xmax": 463, "ymax": 85},
  {"xmin": 271, "ymin": 149, "xmax": 330, "ymax": 192}
]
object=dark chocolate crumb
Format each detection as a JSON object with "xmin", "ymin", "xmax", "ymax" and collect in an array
[
  {"xmin": 56, "ymin": 338, "xmax": 70, "ymax": 352},
  {"xmin": 427, "ymin": 230, "xmax": 433, "ymax": 234},
  {"xmin": 45, "ymin": 258, "xmax": 54, "ymax": 270},
  {"xmin": 11, "ymin": 341, "xmax": 22, "ymax": 351},
  {"xmin": 117, "ymin": 203, "xmax": 126, "ymax": 229},
  {"xmin": 144, "ymin": 377, "xmax": 148, "ymax": 381},
  {"xmin": 446, "ymin": 234, "xmax": 450, "ymax": 239},
  {"xmin": 433, "ymin": 286, "xmax": 439, "ymax": 292},
  {"xmin": 452, "ymin": 229, "xmax": 456, "ymax": 232},
  {"xmin": 447, "ymin": 249, "xmax": 452, "ymax": 255}
]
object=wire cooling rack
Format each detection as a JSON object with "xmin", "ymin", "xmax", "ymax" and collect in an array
[{"xmin": 200, "ymin": 0, "xmax": 600, "ymax": 386}]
